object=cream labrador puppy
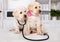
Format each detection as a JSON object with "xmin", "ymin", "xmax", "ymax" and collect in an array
[
  {"xmin": 24, "ymin": 2, "xmax": 46, "ymax": 35},
  {"xmin": 10, "ymin": 7, "xmax": 27, "ymax": 34}
]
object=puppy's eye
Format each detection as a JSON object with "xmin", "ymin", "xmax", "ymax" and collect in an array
[
  {"xmin": 24, "ymin": 10, "xmax": 26, "ymax": 12},
  {"xmin": 39, "ymin": 6, "xmax": 40, "ymax": 8},
  {"xmin": 20, "ymin": 12, "xmax": 22, "ymax": 14},
  {"xmin": 35, "ymin": 6, "xmax": 37, "ymax": 9}
]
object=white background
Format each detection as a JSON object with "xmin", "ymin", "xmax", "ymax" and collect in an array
[
  {"xmin": 0, "ymin": 0, "xmax": 60, "ymax": 42},
  {"xmin": 8, "ymin": 0, "xmax": 35, "ymax": 10}
]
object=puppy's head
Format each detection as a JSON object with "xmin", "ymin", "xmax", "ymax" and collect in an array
[
  {"xmin": 13, "ymin": 7, "xmax": 27, "ymax": 22},
  {"xmin": 28, "ymin": 2, "xmax": 41, "ymax": 16}
]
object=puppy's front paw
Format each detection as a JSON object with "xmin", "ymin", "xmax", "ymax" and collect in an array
[
  {"xmin": 37, "ymin": 32, "xmax": 42, "ymax": 35},
  {"xmin": 15, "ymin": 31, "xmax": 21, "ymax": 34},
  {"xmin": 24, "ymin": 27, "xmax": 30, "ymax": 35},
  {"xmin": 30, "ymin": 28, "xmax": 37, "ymax": 34},
  {"xmin": 24, "ymin": 31, "xmax": 30, "ymax": 35},
  {"xmin": 41, "ymin": 31, "xmax": 48, "ymax": 35},
  {"xmin": 9, "ymin": 29, "xmax": 15, "ymax": 31}
]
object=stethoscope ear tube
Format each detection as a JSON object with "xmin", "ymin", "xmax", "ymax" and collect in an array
[
  {"xmin": 17, "ymin": 20, "xmax": 49, "ymax": 41},
  {"xmin": 22, "ymin": 25, "xmax": 49, "ymax": 41}
]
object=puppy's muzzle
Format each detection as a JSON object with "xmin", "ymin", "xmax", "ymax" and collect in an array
[
  {"xmin": 24, "ymin": 15, "xmax": 27, "ymax": 18},
  {"xmin": 39, "ymin": 10, "xmax": 41, "ymax": 13},
  {"xmin": 24, "ymin": 15, "xmax": 27, "ymax": 22}
]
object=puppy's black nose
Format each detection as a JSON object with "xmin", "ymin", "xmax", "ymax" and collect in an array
[
  {"xmin": 39, "ymin": 10, "xmax": 41, "ymax": 13},
  {"xmin": 24, "ymin": 15, "xmax": 27, "ymax": 18}
]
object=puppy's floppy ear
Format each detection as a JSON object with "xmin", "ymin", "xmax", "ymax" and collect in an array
[
  {"xmin": 13, "ymin": 9, "xmax": 18, "ymax": 18},
  {"xmin": 28, "ymin": 4, "xmax": 33, "ymax": 11}
]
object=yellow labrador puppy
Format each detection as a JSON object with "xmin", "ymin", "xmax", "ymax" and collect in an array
[
  {"xmin": 10, "ymin": 7, "xmax": 27, "ymax": 34},
  {"xmin": 24, "ymin": 2, "xmax": 46, "ymax": 35}
]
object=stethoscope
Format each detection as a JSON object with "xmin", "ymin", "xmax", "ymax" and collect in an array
[{"xmin": 17, "ymin": 20, "xmax": 49, "ymax": 41}]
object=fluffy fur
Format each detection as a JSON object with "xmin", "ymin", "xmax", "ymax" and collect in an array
[
  {"xmin": 24, "ymin": 2, "xmax": 47, "ymax": 35},
  {"xmin": 10, "ymin": 7, "xmax": 27, "ymax": 34}
]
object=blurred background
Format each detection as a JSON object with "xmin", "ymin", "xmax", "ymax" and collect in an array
[{"xmin": 0, "ymin": 0, "xmax": 60, "ymax": 42}]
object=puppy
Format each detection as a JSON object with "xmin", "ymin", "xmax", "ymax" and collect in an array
[
  {"xmin": 24, "ymin": 2, "xmax": 46, "ymax": 35},
  {"xmin": 10, "ymin": 7, "xmax": 27, "ymax": 34}
]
